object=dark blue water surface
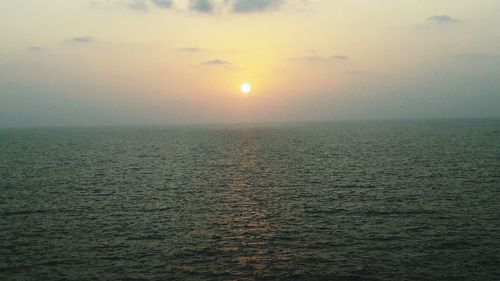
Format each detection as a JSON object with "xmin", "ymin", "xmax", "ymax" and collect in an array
[{"xmin": 1, "ymin": 119, "xmax": 499, "ymax": 280}]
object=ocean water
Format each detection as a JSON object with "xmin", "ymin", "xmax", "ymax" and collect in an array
[{"xmin": 1, "ymin": 119, "xmax": 499, "ymax": 280}]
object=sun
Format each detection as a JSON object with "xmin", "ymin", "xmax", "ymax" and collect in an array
[{"xmin": 240, "ymin": 83, "xmax": 251, "ymax": 94}]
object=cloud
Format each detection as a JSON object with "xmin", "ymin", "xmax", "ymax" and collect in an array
[
  {"xmin": 151, "ymin": 0, "xmax": 173, "ymax": 8},
  {"xmin": 90, "ymin": 0, "xmax": 303, "ymax": 14},
  {"xmin": 293, "ymin": 55, "xmax": 349, "ymax": 63},
  {"xmin": 333, "ymin": 55, "xmax": 349, "ymax": 60},
  {"xmin": 89, "ymin": 0, "xmax": 149, "ymax": 11},
  {"xmin": 300, "ymin": 55, "xmax": 326, "ymax": 62},
  {"xmin": 428, "ymin": 15, "xmax": 459, "ymax": 24},
  {"xmin": 232, "ymin": 0, "xmax": 282, "ymax": 13},
  {"xmin": 65, "ymin": 36, "xmax": 94, "ymax": 44},
  {"xmin": 28, "ymin": 47, "xmax": 44, "ymax": 51},
  {"xmin": 202, "ymin": 59, "xmax": 231, "ymax": 65},
  {"xmin": 128, "ymin": 0, "xmax": 148, "ymax": 11},
  {"xmin": 178, "ymin": 47, "xmax": 203, "ymax": 52},
  {"xmin": 190, "ymin": 0, "xmax": 214, "ymax": 13}
]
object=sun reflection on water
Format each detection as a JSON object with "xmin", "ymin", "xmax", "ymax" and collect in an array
[{"xmin": 213, "ymin": 131, "xmax": 291, "ymax": 277}]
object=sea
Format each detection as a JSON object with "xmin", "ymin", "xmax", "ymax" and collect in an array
[{"xmin": 1, "ymin": 119, "xmax": 499, "ymax": 280}]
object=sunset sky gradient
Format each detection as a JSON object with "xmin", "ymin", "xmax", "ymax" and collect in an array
[{"xmin": 1, "ymin": 0, "xmax": 499, "ymax": 126}]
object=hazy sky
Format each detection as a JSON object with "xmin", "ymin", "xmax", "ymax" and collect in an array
[{"xmin": 1, "ymin": 0, "xmax": 499, "ymax": 126}]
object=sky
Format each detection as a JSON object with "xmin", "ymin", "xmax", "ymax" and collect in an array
[{"xmin": 0, "ymin": 0, "xmax": 499, "ymax": 127}]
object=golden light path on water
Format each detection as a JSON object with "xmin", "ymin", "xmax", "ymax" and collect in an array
[{"xmin": 215, "ymin": 130, "xmax": 292, "ymax": 277}]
